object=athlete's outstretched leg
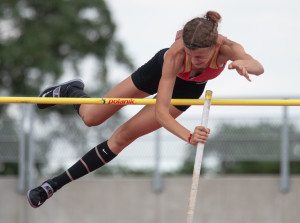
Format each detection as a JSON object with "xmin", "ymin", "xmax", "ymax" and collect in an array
[
  {"xmin": 27, "ymin": 140, "xmax": 117, "ymax": 208},
  {"xmin": 37, "ymin": 79, "xmax": 87, "ymax": 110},
  {"xmin": 27, "ymin": 105, "xmax": 182, "ymax": 208},
  {"xmin": 79, "ymin": 76, "xmax": 149, "ymax": 127},
  {"xmin": 37, "ymin": 76, "xmax": 149, "ymax": 127}
]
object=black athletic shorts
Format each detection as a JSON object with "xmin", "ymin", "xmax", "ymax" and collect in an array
[{"xmin": 131, "ymin": 48, "xmax": 206, "ymax": 112}]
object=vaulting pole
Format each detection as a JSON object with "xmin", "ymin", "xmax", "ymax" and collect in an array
[{"xmin": 186, "ymin": 90, "xmax": 212, "ymax": 223}]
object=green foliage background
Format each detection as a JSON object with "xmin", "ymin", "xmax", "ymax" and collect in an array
[
  {"xmin": 0, "ymin": 0, "xmax": 133, "ymax": 175},
  {"xmin": 0, "ymin": 0, "xmax": 133, "ymax": 98},
  {"xmin": 175, "ymin": 122, "xmax": 300, "ymax": 175}
]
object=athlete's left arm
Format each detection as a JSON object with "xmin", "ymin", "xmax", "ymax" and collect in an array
[{"xmin": 221, "ymin": 40, "xmax": 264, "ymax": 81}]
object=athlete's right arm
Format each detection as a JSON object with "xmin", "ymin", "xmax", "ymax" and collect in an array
[
  {"xmin": 155, "ymin": 40, "xmax": 203, "ymax": 145},
  {"xmin": 155, "ymin": 47, "xmax": 209, "ymax": 145},
  {"xmin": 155, "ymin": 47, "xmax": 192, "ymax": 141}
]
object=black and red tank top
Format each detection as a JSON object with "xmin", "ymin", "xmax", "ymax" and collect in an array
[{"xmin": 177, "ymin": 36, "xmax": 226, "ymax": 83}]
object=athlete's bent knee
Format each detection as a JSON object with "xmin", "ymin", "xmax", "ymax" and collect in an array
[{"xmin": 81, "ymin": 115, "xmax": 103, "ymax": 127}]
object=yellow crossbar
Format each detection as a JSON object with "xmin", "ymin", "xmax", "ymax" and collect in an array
[{"xmin": 0, "ymin": 97, "xmax": 300, "ymax": 106}]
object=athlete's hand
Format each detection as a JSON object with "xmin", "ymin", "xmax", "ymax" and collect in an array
[
  {"xmin": 190, "ymin": 126, "xmax": 210, "ymax": 146},
  {"xmin": 228, "ymin": 61, "xmax": 251, "ymax": 82}
]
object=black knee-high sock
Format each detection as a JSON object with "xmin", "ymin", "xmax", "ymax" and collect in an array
[
  {"xmin": 51, "ymin": 140, "xmax": 116, "ymax": 190},
  {"xmin": 65, "ymin": 86, "xmax": 90, "ymax": 114}
]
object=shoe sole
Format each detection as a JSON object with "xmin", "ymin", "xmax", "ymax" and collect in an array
[
  {"xmin": 37, "ymin": 79, "xmax": 84, "ymax": 109},
  {"xmin": 27, "ymin": 190, "xmax": 38, "ymax": 208}
]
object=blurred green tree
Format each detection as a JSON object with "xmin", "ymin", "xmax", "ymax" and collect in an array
[
  {"xmin": 0, "ymin": 0, "xmax": 133, "ymax": 98},
  {"xmin": 0, "ymin": 0, "xmax": 133, "ymax": 175}
]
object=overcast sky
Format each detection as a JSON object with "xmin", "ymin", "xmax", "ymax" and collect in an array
[
  {"xmin": 106, "ymin": 0, "xmax": 299, "ymax": 96},
  {"xmin": 102, "ymin": 0, "xmax": 300, "ymax": 118}
]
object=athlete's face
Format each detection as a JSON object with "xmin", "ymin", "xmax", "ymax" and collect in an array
[{"xmin": 184, "ymin": 46, "xmax": 215, "ymax": 70}]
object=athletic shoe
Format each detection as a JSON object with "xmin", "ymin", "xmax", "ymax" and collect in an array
[
  {"xmin": 37, "ymin": 79, "xmax": 84, "ymax": 109},
  {"xmin": 27, "ymin": 180, "xmax": 57, "ymax": 208}
]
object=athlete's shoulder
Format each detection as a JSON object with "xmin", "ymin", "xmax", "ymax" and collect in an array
[
  {"xmin": 166, "ymin": 38, "xmax": 185, "ymax": 60},
  {"xmin": 219, "ymin": 36, "xmax": 246, "ymax": 59},
  {"xmin": 175, "ymin": 29, "xmax": 183, "ymax": 41},
  {"xmin": 162, "ymin": 39, "xmax": 186, "ymax": 75},
  {"xmin": 219, "ymin": 37, "xmax": 254, "ymax": 63}
]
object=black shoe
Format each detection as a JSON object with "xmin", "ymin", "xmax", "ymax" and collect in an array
[
  {"xmin": 27, "ymin": 180, "xmax": 57, "ymax": 208},
  {"xmin": 37, "ymin": 79, "xmax": 84, "ymax": 109}
]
